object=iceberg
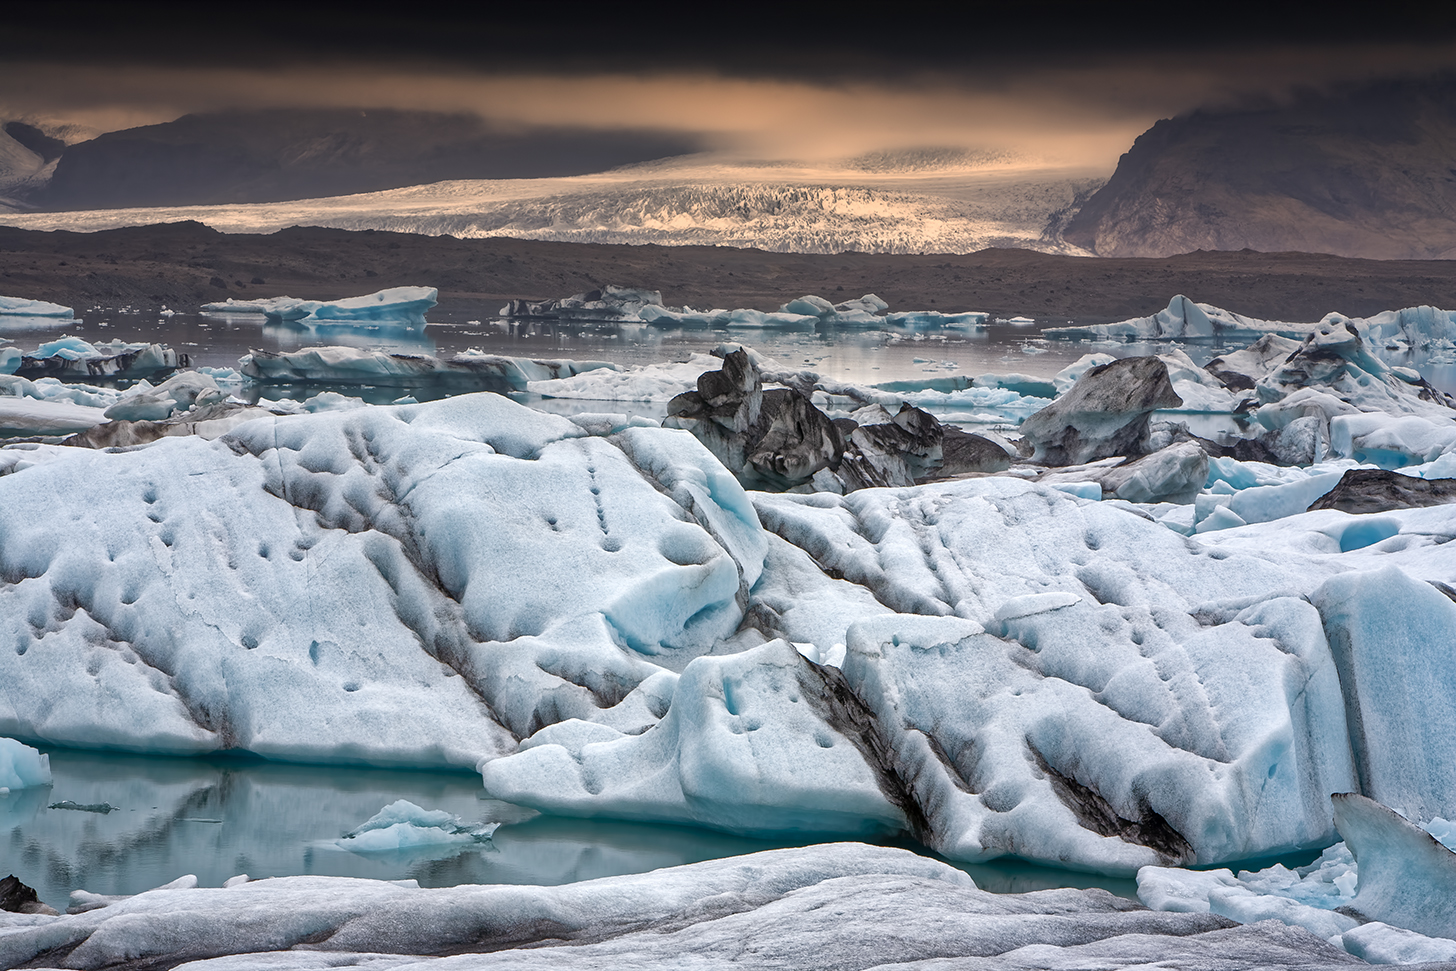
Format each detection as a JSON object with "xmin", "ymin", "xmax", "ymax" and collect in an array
[
  {"xmin": 503, "ymin": 284, "xmax": 663, "ymax": 320},
  {"xmin": 1044, "ymin": 295, "xmax": 1308, "ymax": 342},
  {"xmin": 0, "ymin": 295, "xmax": 73, "ymax": 318},
  {"xmin": 335, "ymin": 799, "xmax": 499, "ymax": 853},
  {"xmin": 7, "ymin": 337, "xmax": 188, "ymax": 380},
  {"xmin": 1019, "ymin": 356, "xmax": 1183, "ymax": 465},
  {"xmin": 240, "ymin": 345, "xmax": 618, "ymax": 390},
  {"xmin": 486, "ymin": 473, "xmax": 1417, "ymax": 873},
  {"xmin": 203, "ymin": 286, "xmax": 438, "ymax": 327},
  {"xmin": 639, "ymin": 304, "xmax": 821, "ymax": 329},
  {"xmin": 0, "ymin": 736, "xmax": 51, "ymax": 791},
  {"xmin": 1045, "ymin": 295, "xmax": 1456, "ymax": 347},
  {"xmin": 636, "ymin": 293, "xmax": 987, "ymax": 332},
  {"xmin": 1315, "ymin": 566, "xmax": 1456, "ymax": 821}
]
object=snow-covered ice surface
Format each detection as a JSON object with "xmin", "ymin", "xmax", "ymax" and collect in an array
[
  {"xmin": 0, "ymin": 736, "xmax": 51, "ymax": 791},
  {"xmin": 0, "ymin": 843, "xmax": 1376, "ymax": 971}
]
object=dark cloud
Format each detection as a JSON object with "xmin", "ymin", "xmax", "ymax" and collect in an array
[
  {"xmin": 4, "ymin": 3, "xmax": 1456, "ymax": 170},
  {"xmin": 8, "ymin": 2, "xmax": 1456, "ymax": 78}
]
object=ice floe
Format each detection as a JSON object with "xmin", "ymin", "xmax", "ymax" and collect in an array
[{"xmin": 503, "ymin": 284, "xmax": 663, "ymax": 320}]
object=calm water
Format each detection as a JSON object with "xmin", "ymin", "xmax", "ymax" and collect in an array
[
  {"xmin": 7, "ymin": 306, "xmax": 1454, "ymax": 399},
  {"xmin": 0, "ymin": 307, "xmax": 1117, "ymax": 392},
  {"xmin": 2, "ymin": 746, "xmax": 1140, "ymax": 911}
]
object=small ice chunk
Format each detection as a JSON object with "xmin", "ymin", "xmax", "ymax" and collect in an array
[{"xmin": 336, "ymin": 799, "xmax": 499, "ymax": 853}]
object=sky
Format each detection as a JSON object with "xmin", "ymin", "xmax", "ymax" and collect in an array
[{"xmin": 5, "ymin": 4, "xmax": 1456, "ymax": 171}]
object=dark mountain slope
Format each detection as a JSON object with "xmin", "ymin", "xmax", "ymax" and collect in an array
[
  {"xmin": 1063, "ymin": 76, "xmax": 1456, "ymax": 260},
  {"xmin": 34, "ymin": 109, "xmax": 702, "ymax": 211}
]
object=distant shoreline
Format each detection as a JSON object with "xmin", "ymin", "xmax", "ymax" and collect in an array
[{"xmin": 3, "ymin": 221, "xmax": 1456, "ymax": 324}]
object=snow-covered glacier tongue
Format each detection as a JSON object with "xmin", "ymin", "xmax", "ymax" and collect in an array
[{"xmin": 0, "ymin": 392, "xmax": 765, "ymax": 767}]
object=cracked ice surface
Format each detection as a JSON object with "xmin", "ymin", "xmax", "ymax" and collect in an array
[{"xmin": 0, "ymin": 393, "xmax": 764, "ymax": 766}]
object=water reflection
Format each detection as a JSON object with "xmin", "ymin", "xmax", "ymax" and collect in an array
[{"xmin": 1, "ymin": 747, "xmax": 1142, "ymax": 912}]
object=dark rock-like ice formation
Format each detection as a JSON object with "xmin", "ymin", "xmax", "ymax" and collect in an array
[{"xmin": 1019, "ymin": 356, "xmax": 1183, "ymax": 465}]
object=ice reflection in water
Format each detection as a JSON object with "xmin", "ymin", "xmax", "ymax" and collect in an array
[{"xmin": 1, "ymin": 747, "xmax": 1139, "ymax": 912}]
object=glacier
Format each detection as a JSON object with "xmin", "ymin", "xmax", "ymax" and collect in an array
[{"xmin": 0, "ymin": 157, "xmax": 1108, "ymax": 255}]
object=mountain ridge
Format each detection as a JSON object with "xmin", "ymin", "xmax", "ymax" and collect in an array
[{"xmin": 1063, "ymin": 76, "xmax": 1456, "ymax": 260}]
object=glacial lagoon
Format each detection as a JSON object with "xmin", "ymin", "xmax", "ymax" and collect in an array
[{"xmin": 3, "ymin": 746, "xmax": 1144, "ymax": 912}]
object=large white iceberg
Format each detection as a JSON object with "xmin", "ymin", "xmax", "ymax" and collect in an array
[
  {"xmin": 488, "ymin": 474, "xmax": 1456, "ymax": 873},
  {"xmin": 203, "ymin": 286, "xmax": 438, "ymax": 327}
]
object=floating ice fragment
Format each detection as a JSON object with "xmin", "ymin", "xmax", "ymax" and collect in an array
[
  {"xmin": 0, "ymin": 737, "xmax": 51, "ymax": 790},
  {"xmin": 336, "ymin": 799, "xmax": 499, "ymax": 853},
  {"xmin": 204, "ymin": 286, "xmax": 438, "ymax": 327}
]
